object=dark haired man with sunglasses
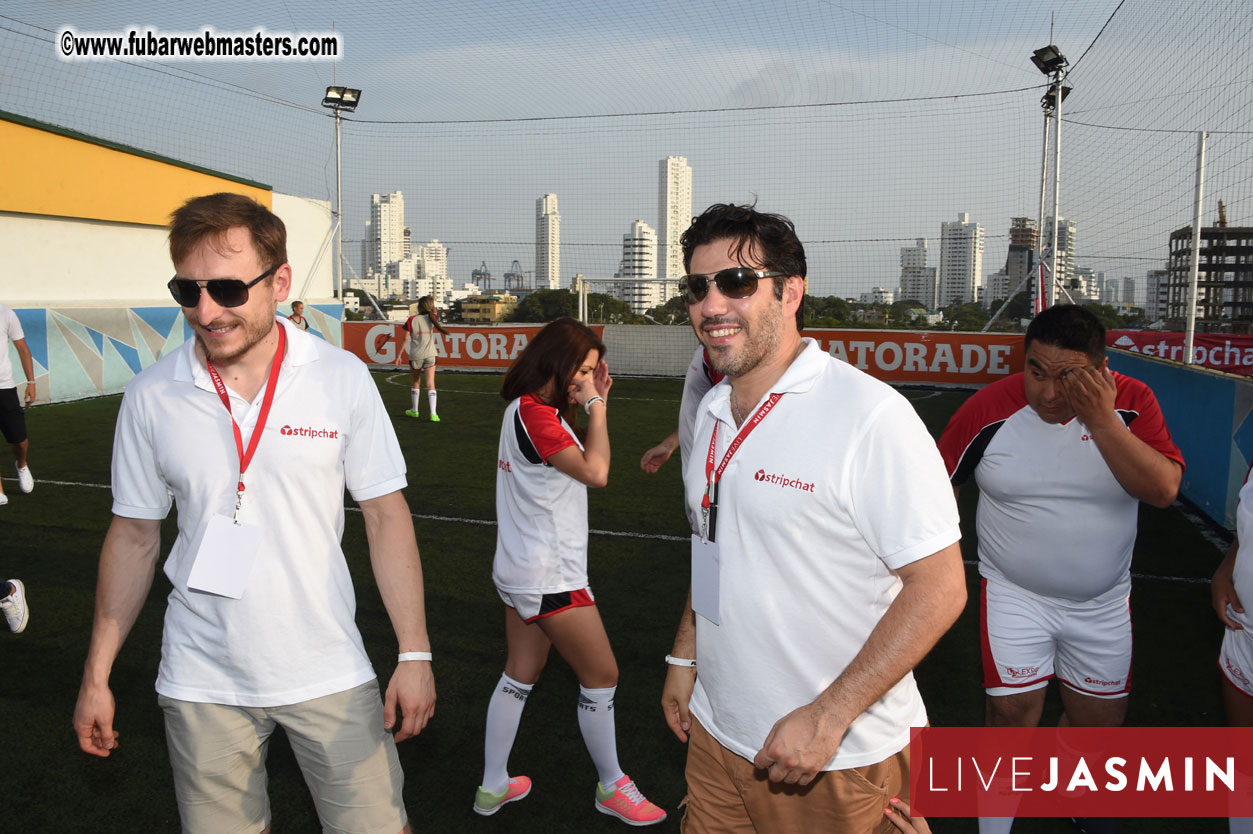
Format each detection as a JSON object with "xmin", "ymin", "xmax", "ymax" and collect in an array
[
  {"xmin": 74, "ymin": 193, "xmax": 435, "ymax": 834},
  {"xmin": 661, "ymin": 203, "xmax": 966, "ymax": 832}
]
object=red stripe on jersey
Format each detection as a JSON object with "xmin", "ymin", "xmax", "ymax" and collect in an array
[{"xmin": 517, "ymin": 394, "xmax": 578, "ymax": 462}]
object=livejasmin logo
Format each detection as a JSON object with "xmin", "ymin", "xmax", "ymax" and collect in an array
[
  {"xmin": 754, "ymin": 468, "xmax": 816, "ymax": 493},
  {"xmin": 279, "ymin": 425, "xmax": 339, "ymax": 439}
]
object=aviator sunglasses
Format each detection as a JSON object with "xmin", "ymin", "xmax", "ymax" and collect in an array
[
  {"xmin": 678, "ymin": 268, "xmax": 785, "ymax": 304},
  {"xmin": 167, "ymin": 266, "xmax": 278, "ymax": 308}
]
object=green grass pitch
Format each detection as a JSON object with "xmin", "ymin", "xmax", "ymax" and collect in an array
[{"xmin": 0, "ymin": 370, "xmax": 1230, "ymax": 832}]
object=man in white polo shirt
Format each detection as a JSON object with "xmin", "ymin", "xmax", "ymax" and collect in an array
[
  {"xmin": 937, "ymin": 304, "xmax": 1183, "ymax": 834},
  {"xmin": 660, "ymin": 203, "xmax": 967, "ymax": 832},
  {"xmin": 0, "ymin": 301, "xmax": 36, "ymax": 504},
  {"xmin": 72, "ymin": 193, "xmax": 436, "ymax": 834}
]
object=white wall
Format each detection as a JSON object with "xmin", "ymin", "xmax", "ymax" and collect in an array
[{"xmin": 0, "ymin": 193, "xmax": 334, "ymax": 306}]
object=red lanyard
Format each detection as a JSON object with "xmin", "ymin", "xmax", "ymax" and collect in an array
[
  {"xmin": 205, "ymin": 324, "xmax": 287, "ymax": 512},
  {"xmin": 702, "ymin": 391, "xmax": 784, "ymax": 510}
]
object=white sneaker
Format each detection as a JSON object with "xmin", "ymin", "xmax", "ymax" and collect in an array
[
  {"xmin": 15, "ymin": 464, "xmax": 32, "ymax": 493},
  {"xmin": 1, "ymin": 579, "xmax": 28, "ymax": 633}
]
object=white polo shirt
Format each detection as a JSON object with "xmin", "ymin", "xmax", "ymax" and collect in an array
[
  {"xmin": 939, "ymin": 372, "xmax": 1183, "ymax": 603},
  {"xmin": 493, "ymin": 394, "xmax": 588, "ymax": 594},
  {"xmin": 0, "ymin": 303, "xmax": 25, "ymax": 390},
  {"xmin": 683, "ymin": 339, "xmax": 961, "ymax": 770},
  {"xmin": 677, "ymin": 345, "xmax": 722, "ymax": 471},
  {"xmin": 111, "ymin": 317, "xmax": 407, "ymax": 706}
]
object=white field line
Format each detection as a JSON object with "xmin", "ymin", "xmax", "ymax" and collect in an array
[{"xmin": 8, "ymin": 476, "xmax": 1217, "ymax": 584}]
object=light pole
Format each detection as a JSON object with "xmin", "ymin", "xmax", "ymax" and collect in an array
[
  {"xmin": 321, "ymin": 86, "xmax": 362, "ymax": 300},
  {"xmin": 1031, "ymin": 45, "xmax": 1069, "ymax": 311}
]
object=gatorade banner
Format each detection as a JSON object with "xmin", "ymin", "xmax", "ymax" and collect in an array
[
  {"xmin": 805, "ymin": 329, "xmax": 1024, "ymax": 385},
  {"xmin": 1109, "ymin": 331, "xmax": 1253, "ymax": 376},
  {"xmin": 910, "ymin": 726, "xmax": 1253, "ymax": 817},
  {"xmin": 343, "ymin": 323, "xmax": 604, "ymax": 370}
]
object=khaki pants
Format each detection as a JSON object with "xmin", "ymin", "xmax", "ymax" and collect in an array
[{"xmin": 681, "ymin": 717, "xmax": 909, "ymax": 834}]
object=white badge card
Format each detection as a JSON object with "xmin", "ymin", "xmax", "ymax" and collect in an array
[
  {"xmin": 186, "ymin": 514, "xmax": 263, "ymax": 599},
  {"xmin": 691, "ymin": 533, "xmax": 721, "ymax": 625}
]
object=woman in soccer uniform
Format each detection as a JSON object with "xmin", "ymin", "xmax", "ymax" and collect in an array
[
  {"xmin": 404, "ymin": 295, "xmax": 448, "ymax": 421},
  {"xmin": 475, "ymin": 317, "xmax": 666, "ymax": 826}
]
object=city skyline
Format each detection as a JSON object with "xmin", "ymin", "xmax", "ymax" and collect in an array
[{"xmin": 6, "ymin": 1, "xmax": 1245, "ymax": 304}]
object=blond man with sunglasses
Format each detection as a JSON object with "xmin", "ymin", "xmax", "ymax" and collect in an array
[
  {"xmin": 661, "ymin": 203, "xmax": 966, "ymax": 833},
  {"xmin": 73, "ymin": 193, "xmax": 435, "ymax": 834}
]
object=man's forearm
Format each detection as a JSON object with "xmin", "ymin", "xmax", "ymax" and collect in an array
[
  {"xmin": 1088, "ymin": 423, "xmax": 1181, "ymax": 508},
  {"xmin": 84, "ymin": 517, "xmax": 162, "ymax": 686},
  {"xmin": 811, "ymin": 543, "xmax": 966, "ymax": 730},
  {"xmin": 670, "ymin": 587, "xmax": 697, "ymax": 658},
  {"xmin": 362, "ymin": 492, "xmax": 431, "ymax": 652}
]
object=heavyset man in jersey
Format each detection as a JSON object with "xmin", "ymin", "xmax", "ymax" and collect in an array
[
  {"xmin": 937, "ymin": 304, "xmax": 1183, "ymax": 834},
  {"xmin": 72, "ymin": 193, "xmax": 436, "ymax": 834},
  {"xmin": 661, "ymin": 203, "xmax": 967, "ymax": 832}
]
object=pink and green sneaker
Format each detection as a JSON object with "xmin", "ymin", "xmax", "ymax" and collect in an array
[
  {"xmin": 594, "ymin": 775, "xmax": 666, "ymax": 826},
  {"xmin": 473, "ymin": 775, "xmax": 532, "ymax": 816}
]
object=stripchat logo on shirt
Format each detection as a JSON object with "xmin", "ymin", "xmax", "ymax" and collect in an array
[
  {"xmin": 279, "ymin": 424, "xmax": 339, "ymax": 439},
  {"xmin": 753, "ymin": 468, "xmax": 816, "ymax": 493}
]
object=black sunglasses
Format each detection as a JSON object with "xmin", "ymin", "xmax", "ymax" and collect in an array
[
  {"xmin": 678, "ymin": 268, "xmax": 785, "ymax": 304},
  {"xmin": 167, "ymin": 266, "xmax": 277, "ymax": 309}
]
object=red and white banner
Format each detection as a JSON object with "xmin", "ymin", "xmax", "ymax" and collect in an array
[
  {"xmin": 911, "ymin": 726, "xmax": 1253, "ymax": 817},
  {"xmin": 1108, "ymin": 331, "xmax": 1253, "ymax": 376},
  {"xmin": 342, "ymin": 323, "xmax": 605, "ymax": 370},
  {"xmin": 806, "ymin": 329, "xmax": 1025, "ymax": 385}
]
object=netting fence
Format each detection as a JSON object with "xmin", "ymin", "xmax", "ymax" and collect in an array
[{"xmin": 2, "ymin": 0, "xmax": 1252, "ymax": 306}]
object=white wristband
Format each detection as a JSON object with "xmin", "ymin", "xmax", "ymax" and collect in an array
[
  {"xmin": 665, "ymin": 654, "xmax": 697, "ymax": 668},
  {"xmin": 397, "ymin": 651, "xmax": 433, "ymax": 663},
  {"xmin": 584, "ymin": 395, "xmax": 605, "ymax": 414}
]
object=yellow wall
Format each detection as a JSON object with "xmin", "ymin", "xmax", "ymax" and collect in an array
[{"xmin": 0, "ymin": 114, "xmax": 270, "ymax": 227}]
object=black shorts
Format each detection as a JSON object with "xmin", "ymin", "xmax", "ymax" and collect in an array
[{"xmin": 0, "ymin": 387, "xmax": 27, "ymax": 444}]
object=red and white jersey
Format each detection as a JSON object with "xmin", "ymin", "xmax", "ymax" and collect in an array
[
  {"xmin": 493, "ymin": 394, "xmax": 589, "ymax": 594},
  {"xmin": 677, "ymin": 346, "xmax": 724, "ymax": 472},
  {"xmin": 938, "ymin": 371, "xmax": 1184, "ymax": 602}
]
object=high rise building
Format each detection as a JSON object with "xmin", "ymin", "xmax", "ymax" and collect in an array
[
  {"xmin": 898, "ymin": 238, "xmax": 937, "ymax": 309},
  {"xmin": 614, "ymin": 220, "xmax": 662, "ymax": 314},
  {"xmin": 938, "ymin": 213, "xmax": 984, "ymax": 307},
  {"xmin": 363, "ymin": 191, "xmax": 406, "ymax": 282},
  {"xmin": 1042, "ymin": 216, "xmax": 1077, "ymax": 304},
  {"xmin": 1122, "ymin": 277, "xmax": 1138, "ymax": 308},
  {"xmin": 1144, "ymin": 269, "xmax": 1168, "ymax": 321},
  {"xmin": 659, "ymin": 156, "xmax": 692, "ymax": 295},
  {"xmin": 536, "ymin": 194, "xmax": 561, "ymax": 290},
  {"xmin": 1003, "ymin": 217, "xmax": 1037, "ymax": 307}
]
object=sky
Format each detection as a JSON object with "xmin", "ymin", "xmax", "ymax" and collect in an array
[{"xmin": 2, "ymin": 0, "xmax": 1251, "ymax": 302}]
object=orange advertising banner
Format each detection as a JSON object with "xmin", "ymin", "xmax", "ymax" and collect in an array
[
  {"xmin": 804, "ymin": 329, "xmax": 1025, "ymax": 385},
  {"xmin": 342, "ymin": 323, "xmax": 605, "ymax": 370}
]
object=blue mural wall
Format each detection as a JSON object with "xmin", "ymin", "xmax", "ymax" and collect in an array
[
  {"xmin": 1109, "ymin": 350, "xmax": 1253, "ymax": 530},
  {"xmin": 6, "ymin": 304, "xmax": 342, "ymax": 405}
]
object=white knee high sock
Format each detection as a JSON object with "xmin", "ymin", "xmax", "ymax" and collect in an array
[
  {"xmin": 427, "ymin": 389, "xmax": 438, "ymax": 417},
  {"xmin": 577, "ymin": 685, "xmax": 624, "ymax": 788},
  {"xmin": 410, "ymin": 387, "xmax": 420, "ymax": 412},
  {"xmin": 481, "ymin": 673, "xmax": 532, "ymax": 795}
]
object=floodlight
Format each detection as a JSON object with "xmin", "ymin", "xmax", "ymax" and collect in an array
[
  {"xmin": 1030, "ymin": 45, "xmax": 1068, "ymax": 75},
  {"xmin": 322, "ymin": 86, "xmax": 362, "ymax": 113},
  {"xmin": 1041, "ymin": 84, "xmax": 1073, "ymax": 109}
]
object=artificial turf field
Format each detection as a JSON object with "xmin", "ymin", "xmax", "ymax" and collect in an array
[{"xmin": 0, "ymin": 368, "xmax": 1234, "ymax": 832}]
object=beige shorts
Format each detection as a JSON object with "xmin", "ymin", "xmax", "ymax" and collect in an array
[
  {"xmin": 681, "ymin": 717, "xmax": 909, "ymax": 834},
  {"xmin": 158, "ymin": 680, "xmax": 406, "ymax": 834}
]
